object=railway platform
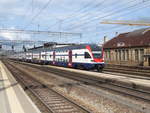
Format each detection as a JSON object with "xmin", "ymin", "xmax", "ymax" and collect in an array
[{"xmin": 0, "ymin": 61, "xmax": 41, "ymax": 113}]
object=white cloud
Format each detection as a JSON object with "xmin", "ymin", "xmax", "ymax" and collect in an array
[
  {"xmin": 0, "ymin": 32, "xmax": 31, "ymax": 40},
  {"xmin": 0, "ymin": 32, "xmax": 16, "ymax": 40},
  {"xmin": 0, "ymin": 27, "xmax": 31, "ymax": 40},
  {"xmin": 0, "ymin": 0, "xmax": 149, "ymax": 43}
]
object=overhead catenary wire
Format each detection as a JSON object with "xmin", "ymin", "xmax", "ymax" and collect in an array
[
  {"xmin": 63, "ymin": 0, "xmax": 98, "ymax": 19},
  {"xmin": 77, "ymin": 1, "xmax": 150, "ymax": 32},
  {"xmin": 61, "ymin": 0, "xmax": 137, "ymax": 28},
  {"xmin": 82, "ymin": 25, "xmax": 143, "ymax": 44},
  {"xmin": 19, "ymin": 0, "xmax": 150, "ymax": 44},
  {"xmin": 46, "ymin": 0, "xmax": 100, "ymax": 30},
  {"xmin": 48, "ymin": 0, "xmax": 115, "ymax": 30},
  {"xmin": 70, "ymin": 2, "xmax": 150, "ymax": 30},
  {"xmin": 23, "ymin": 0, "xmax": 53, "ymax": 30},
  {"xmin": 70, "ymin": 1, "xmax": 150, "ymax": 31},
  {"xmin": 49, "ymin": 0, "xmax": 141, "ymax": 31},
  {"xmin": 21, "ymin": 0, "xmax": 34, "ymax": 21},
  {"xmin": 63, "ymin": 0, "xmax": 107, "ymax": 23},
  {"xmin": 66, "ymin": 0, "xmax": 150, "ymax": 31}
]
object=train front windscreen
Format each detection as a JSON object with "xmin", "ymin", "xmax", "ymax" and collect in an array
[
  {"xmin": 91, "ymin": 45, "xmax": 102, "ymax": 58},
  {"xmin": 93, "ymin": 52, "xmax": 102, "ymax": 58}
]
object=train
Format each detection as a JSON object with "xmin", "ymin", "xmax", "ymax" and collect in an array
[{"xmin": 9, "ymin": 43, "xmax": 105, "ymax": 71}]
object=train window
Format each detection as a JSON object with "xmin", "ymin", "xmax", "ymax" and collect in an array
[
  {"xmin": 93, "ymin": 53, "xmax": 101, "ymax": 58},
  {"xmin": 84, "ymin": 52, "xmax": 91, "ymax": 58},
  {"xmin": 75, "ymin": 53, "xmax": 77, "ymax": 58},
  {"xmin": 42, "ymin": 55, "xmax": 45, "ymax": 58}
]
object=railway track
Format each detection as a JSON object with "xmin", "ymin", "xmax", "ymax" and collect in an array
[
  {"xmin": 102, "ymin": 71, "xmax": 150, "ymax": 80},
  {"xmin": 5, "ymin": 60, "xmax": 150, "ymax": 112},
  {"xmin": 4, "ymin": 61, "xmax": 91, "ymax": 113},
  {"xmin": 36, "ymin": 67, "xmax": 150, "ymax": 101},
  {"xmin": 104, "ymin": 64, "xmax": 150, "ymax": 78},
  {"xmin": 8, "ymin": 60, "xmax": 150, "ymax": 101}
]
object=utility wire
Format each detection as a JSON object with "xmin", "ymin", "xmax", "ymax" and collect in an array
[
  {"xmin": 65, "ymin": 0, "xmax": 136, "ymax": 25},
  {"xmin": 24, "ymin": 0, "xmax": 53, "ymax": 30},
  {"xmin": 22, "ymin": 0, "xmax": 34, "ymax": 21},
  {"xmin": 62, "ymin": 0, "xmax": 136, "ymax": 27},
  {"xmin": 46, "ymin": 0, "xmax": 99, "ymax": 30},
  {"xmin": 71, "ymin": 1, "xmax": 150, "ymax": 31},
  {"xmin": 63, "ymin": 0, "xmax": 107, "ymax": 23},
  {"xmin": 67, "ymin": 1, "xmax": 141, "ymax": 30},
  {"xmin": 68, "ymin": 0, "xmax": 150, "ymax": 30},
  {"xmin": 47, "ymin": 0, "xmax": 113, "ymax": 30},
  {"xmin": 62, "ymin": 0, "xmax": 98, "ymax": 20},
  {"xmin": 50, "ymin": 0, "xmax": 138, "ymax": 30}
]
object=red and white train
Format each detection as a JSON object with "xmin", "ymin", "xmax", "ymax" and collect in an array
[{"xmin": 10, "ymin": 44, "xmax": 105, "ymax": 71}]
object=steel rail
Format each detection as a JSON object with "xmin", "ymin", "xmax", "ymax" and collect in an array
[
  {"xmin": 4, "ymin": 61, "xmax": 91, "ymax": 113},
  {"xmin": 9, "ymin": 60, "xmax": 150, "ymax": 101}
]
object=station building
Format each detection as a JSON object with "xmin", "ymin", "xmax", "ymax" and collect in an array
[{"xmin": 103, "ymin": 28, "xmax": 150, "ymax": 67}]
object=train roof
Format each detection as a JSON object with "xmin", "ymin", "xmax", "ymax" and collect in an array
[
  {"xmin": 51, "ymin": 44, "xmax": 102, "ymax": 51},
  {"xmin": 27, "ymin": 44, "xmax": 102, "ymax": 52}
]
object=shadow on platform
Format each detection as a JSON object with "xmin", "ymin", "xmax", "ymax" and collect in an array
[{"xmin": 0, "ymin": 82, "xmax": 18, "ymax": 92}]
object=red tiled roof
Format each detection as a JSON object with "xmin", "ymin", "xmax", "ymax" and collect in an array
[{"xmin": 103, "ymin": 28, "xmax": 150, "ymax": 49}]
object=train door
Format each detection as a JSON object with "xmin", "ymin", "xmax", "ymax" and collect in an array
[
  {"xmin": 68, "ymin": 50, "xmax": 72, "ymax": 67},
  {"xmin": 53, "ymin": 51, "xmax": 55, "ymax": 65}
]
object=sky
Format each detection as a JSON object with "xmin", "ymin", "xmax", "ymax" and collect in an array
[{"xmin": 0, "ymin": 0, "xmax": 150, "ymax": 44}]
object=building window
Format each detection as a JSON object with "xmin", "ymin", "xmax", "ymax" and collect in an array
[
  {"xmin": 140, "ymin": 49, "xmax": 144, "ymax": 62},
  {"xmin": 84, "ymin": 52, "xmax": 91, "ymax": 58},
  {"xmin": 115, "ymin": 50, "xmax": 118, "ymax": 61},
  {"xmin": 105, "ymin": 51, "xmax": 108, "ymax": 59},
  {"xmin": 108, "ymin": 50, "xmax": 111, "ymax": 60},
  {"xmin": 126, "ymin": 50, "xmax": 129, "ymax": 61},
  {"xmin": 130, "ymin": 50, "xmax": 133, "ymax": 61},
  {"xmin": 118, "ymin": 50, "xmax": 121, "ymax": 61},
  {"xmin": 122, "ymin": 50, "xmax": 125, "ymax": 61},
  {"xmin": 135, "ymin": 49, "xmax": 139, "ymax": 61}
]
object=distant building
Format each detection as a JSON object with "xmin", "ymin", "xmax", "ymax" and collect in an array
[
  {"xmin": 103, "ymin": 28, "xmax": 150, "ymax": 67},
  {"xmin": 0, "ymin": 40, "xmax": 46, "ymax": 52},
  {"xmin": 28, "ymin": 42, "xmax": 78, "ymax": 51}
]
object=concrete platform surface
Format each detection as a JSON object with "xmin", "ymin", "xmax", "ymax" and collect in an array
[{"xmin": 0, "ymin": 61, "xmax": 41, "ymax": 113}]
